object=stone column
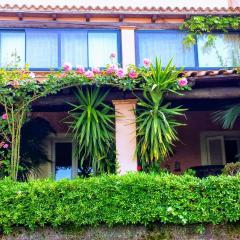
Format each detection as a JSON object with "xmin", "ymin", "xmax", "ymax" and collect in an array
[
  {"xmin": 120, "ymin": 26, "xmax": 136, "ymax": 69},
  {"xmin": 112, "ymin": 99, "xmax": 137, "ymax": 174}
]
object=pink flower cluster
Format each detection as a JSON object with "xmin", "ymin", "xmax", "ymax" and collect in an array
[
  {"xmin": 62, "ymin": 57, "xmax": 174, "ymax": 81},
  {"xmin": 106, "ymin": 64, "xmax": 118, "ymax": 74},
  {"xmin": 143, "ymin": 58, "xmax": 151, "ymax": 68},
  {"xmin": 178, "ymin": 78, "xmax": 188, "ymax": 87},
  {"xmin": 116, "ymin": 68, "xmax": 125, "ymax": 78},
  {"xmin": 29, "ymin": 72, "xmax": 35, "ymax": 79},
  {"xmin": 64, "ymin": 64, "xmax": 103, "ymax": 79},
  {"xmin": 84, "ymin": 70, "xmax": 94, "ymax": 79},
  {"xmin": 110, "ymin": 52, "xmax": 116, "ymax": 59},
  {"xmin": 2, "ymin": 113, "xmax": 8, "ymax": 120},
  {"xmin": 63, "ymin": 63, "xmax": 72, "ymax": 72},
  {"xmin": 76, "ymin": 65, "xmax": 85, "ymax": 74},
  {"xmin": 0, "ymin": 142, "xmax": 9, "ymax": 149},
  {"xmin": 128, "ymin": 69, "xmax": 138, "ymax": 79}
]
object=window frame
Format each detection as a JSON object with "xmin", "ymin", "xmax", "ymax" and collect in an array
[
  {"xmin": 200, "ymin": 131, "xmax": 240, "ymax": 166},
  {"xmin": 135, "ymin": 30, "xmax": 240, "ymax": 70},
  {"xmin": 0, "ymin": 28, "xmax": 122, "ymax": 70}
]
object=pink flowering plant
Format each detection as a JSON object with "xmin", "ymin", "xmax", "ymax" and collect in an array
[{"xmin": 0, "ymin": 112, "xmax": 11, "ymax": 177}]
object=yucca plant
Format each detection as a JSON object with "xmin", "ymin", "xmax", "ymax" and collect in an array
[
  {"xmin": 136, "ymin": 92, "xmax": 185, "ymax": 165},
  {"xmin": 213, "ymin": 104, "xmax": 240, "ymax": 129},
  {"xmin": 67, "ymin": 87, "xmax": 115, "ymax": 174},
  {"xmin": 137, "ymin": 59, "xmax": 186, "ymax": 166},
  {"xmin": 142, "ymin": 58, "xmax": 183, "ymax": 97}
]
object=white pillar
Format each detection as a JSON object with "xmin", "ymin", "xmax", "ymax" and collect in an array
[
  {"xmin": 120, "ymin": 26, "xmax": 136, "ymax": 69},
  {"xmin": 112, "ymin": 99, "xmax": 137, "ymax": 174}
]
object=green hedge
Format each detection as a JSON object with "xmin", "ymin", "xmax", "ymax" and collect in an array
[{"xmin": 0, "ymin": 173, "xmax": 239, "ymax": 233}]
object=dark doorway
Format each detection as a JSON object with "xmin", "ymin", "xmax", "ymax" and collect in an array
[{"xmin": 55, "ymin": 142, "xmax": 72, "ymax": 180}]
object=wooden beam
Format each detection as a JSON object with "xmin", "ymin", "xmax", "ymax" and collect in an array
[
  {"xmin": 52, "ymin": 14, "xmax": 57, "ymax": 21},
  {"xmin": 166, "ymin": 87, "xmax": 240, "ymax": 100},
  {"xmin": 32, "ymin": 87, "xmax": 240, "ymax": 109},
  {"xmin": 17, "ymin": 13, "xmax": 23, "ymax": 21},
  {"xmin": 151, "ymin": 15, "xmax": 157, "ymax": 23},
  {"xmin": 119, "ymin": 14, "xmax": 124, "ymax": 22},
  {"xmin": 0, "ymin": 20, "xmax": 181, "ymax": 30}
]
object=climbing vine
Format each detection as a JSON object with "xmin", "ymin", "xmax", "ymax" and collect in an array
[{"xmin": 180, "ymin": 16, "xmax": 240, "ymax": 47}]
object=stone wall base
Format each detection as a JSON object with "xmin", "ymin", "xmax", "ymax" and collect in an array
[{"xmin": 1, "ymin": 223, "xmax": 240, "ymax": 240}]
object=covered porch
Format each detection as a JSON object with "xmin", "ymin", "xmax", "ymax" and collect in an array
[{"xmin": 30, "ymin": 69, "xmax": 240, "ymax": 179}]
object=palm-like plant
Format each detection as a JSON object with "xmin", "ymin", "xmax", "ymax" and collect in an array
[
  {"xmin": 142, "ymin": 58, "xmax": 183, "ymax": 96},
  {"xmin": 213, "ymin": 104, "xmax": 240, "ymax": 129},
  {"xmin": 137, "ymin": 59, "xmax": 186, "ymax": 166},
  {"xmin": 67, "ymin": 87, "xmax": 115, "ymax": 174},
  {"xmin": 136, "ymin": 92, "xmax": 185, "ymax": 165}
]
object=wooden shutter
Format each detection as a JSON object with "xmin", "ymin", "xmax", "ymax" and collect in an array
[{"xmin": 206, "ymin": 136, "xmax": 226, "ymax": 165}]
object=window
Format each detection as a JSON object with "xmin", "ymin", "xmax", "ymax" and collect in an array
[
  {"xmin": 0, "ymin": 31, "xmax": 25, "ymax": 67},
  {"xmin": 88, "ymin": 32, "xmax": 118, "ymax": 67},
  {"xmin": 61, "ymin": 30, "xmax": 88, "ymax": 67},
  {"xmin": 136, "ymin": 30, "xmax": 240, "ymax": 69},
  {"xmin": 0, "ymin": 29, "xmax": 120, "ymax": 69},
  {"xmin": 52, "ymin": 136, "xmax": 77, "ymax": 180},
  {"xmin": 201, "ymin": 132, "xmax": 240, "ymax": 165},
  {"xmin": 197, "ymin": 34, "xmax": 240, "ymax": 67},
  {"xmin": 26, "ymin": 30, "xmax": 59, "ymax": 68},
  {"xmin": 135, "ymin": 30, "xmax": 196, "ymax": 68}
]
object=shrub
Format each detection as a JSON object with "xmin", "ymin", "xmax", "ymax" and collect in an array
[
  {"xmin": 183, "ymin": 169, "xmax": 196, "ymax": 177},
  {"xmin": 0, "ymin": 173, "xmax": 239, "ymax": 233},
  {"xmin": 222, "ymin": 162, "xmax": 240, "ymax": 176}
]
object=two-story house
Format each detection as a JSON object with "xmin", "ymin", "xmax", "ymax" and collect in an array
[{"xmin": 0, "ymin": 0, "xmax": 240, "ymax": 179}]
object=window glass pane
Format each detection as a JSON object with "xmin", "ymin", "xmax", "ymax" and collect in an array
[
  {"xmin": 61, "ymin": 31, "xmax": 88, "ymax": 67},
  {"xmin": 207, "ymin": 137, "xmax": 225, "ymax": 165},
  {"xmin": 0, "ymin": 32, "xmax": 25, "ymax": 68},
  {"xmin": 198, "ymin": 34, "xmax": 240, "ymax": 67},
  {"xmin": 26, "ymin": 30, "xmax": 58, "ymax": 68},
  {"xmin": 136, "ymin": 31, "xmax": 195, "ymax": 67},
  {"xmin": 224, "ymin": 139, "xmax": 239, "ymax": 163},
  {"xmin": 88, "ymin": 32, "xmax": 118, "ymax": 67},
  {"xmin": 55, "ymin": 142, "xmax": 72, "ymax": 180}
]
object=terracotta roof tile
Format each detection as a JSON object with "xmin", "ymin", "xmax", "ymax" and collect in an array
[
  {"xmin": 0, "ymin": 4, "xmax": 239, "ymax": 14},
  {"xmin": 182, "ymin": 69, "xmax": 238, "ymax": 78}
]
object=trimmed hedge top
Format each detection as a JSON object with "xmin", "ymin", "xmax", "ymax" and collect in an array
[{"xmin": 0, "ymin": 173, "xmax": 239, "ymax": 233}]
